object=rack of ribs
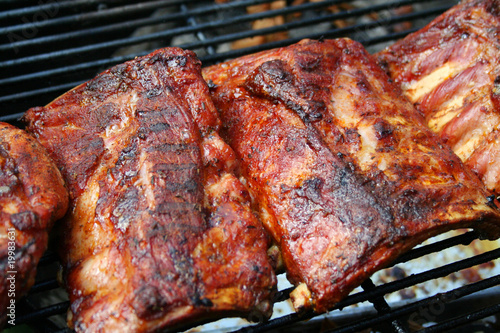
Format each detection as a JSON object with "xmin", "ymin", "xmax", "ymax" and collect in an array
[
  {"xmin": 376, "ymin": 0, "xmax": 500, "ymax": 195},
  {"xmin": 0, "ymin": 122, "xmax": 68, "ymax": 327},
  {"xmin": 23, "ymin": 48, "xmax": 276, "ymax": 332},
  {"xmin": 203, "ymin": 38, "xmax": 500, "ymax": 314}
]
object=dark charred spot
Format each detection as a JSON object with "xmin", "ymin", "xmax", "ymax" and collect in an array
[
  {"xmin": 192, "ymin": 294, "xmax": 214, "ymax": 307},
  {"xmin": 110, "ymin": 63, "xmax": 129, "ymax": 80},
  {"xmin": 165, "ymin": 179, "xmax": 199, "ymax": 194},
  {"xmin": 93, "ymin": 103, "xmax": 120, "ymax": 130},
  {"xmin": 10, "ymin": 211, "xmax": 40, "ymax": 230},
  {"xmin": 117, "ymin": 144, "xmax": 138, "ymax": 163},
  {"xmin": 132, "ymin": 285, "xmax": 168, "ymax": 320},
  {"xmin": 344, "ymin": 128, "xmax": 361, "ymax": 144},
  {"xmin": 178, "ymin": 55, "xmax": 188, "ymax": 67},
  {"xmin": 296, "ymin": 52, "xmax": 322, "ymax": 72},
  {"xmin": 295, "ymin": 177, "xmax": 323, "ymax": 204},
  {"xmin": 150, "ymin": 51, "xmax": 192, "ymax": 69},
  {"xmin": 149, "ymin": 122, "xmax": 171, "ymax": 133},
  {"xmin": 491, "ymin": 76, "xmax": 500, "ymax": 112},
  {"xmin": 147, "ymin": 142, "xmax": 199, "ymax": 153},
  {"xmin": 145, "ymin": 87, "xmax": 162, "ymax": 99},
  {"xmin": 485, "ymin": 1, "xmax": 500, "ymax": 16},
  {"xmin": 377, "ymin": 57, "xmax": 390, "ymax": 73},
  {"xmin": 137, "ymin": 130, "xmax": 147, "ymax": 140},
  {"xmin": 494, "ymin": 76, "xmax": 500, "ymax": 87},
  {"xmin": 206, "ymin": 79, "xmax": 217, "ymax": 89},
  {"xmin": 486, "ymin": 194, "xmax": 497, "ymax": 208},
  {"xmin": 304, "ymin": 100, "xmax": 325, "ymax": 122},
  {"xmin": 373, "ymin": 120, "xmax": 394, "ymax": 140},
  {"xmin": 245, "ymin": 59, "xmax": 325, "ymax": 123},
  {"xmin": 357, "ymin": 79, "xmax": 368, "ymax": 91},
  {"xmin": 245, "ymin": 60, "xmax": 293, "ymax": 99}
]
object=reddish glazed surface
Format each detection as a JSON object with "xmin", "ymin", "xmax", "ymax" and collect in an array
[
  {"xmin": 377, "ymin": 0, "xmax": 500, "ymax": 194},
  {"xmin": 204, "ymin": 38, "xmax": 500, "ymax": 313},
  {"xmin": 24, "ymin": 48, "xmax": 276, "ymax": 332}
]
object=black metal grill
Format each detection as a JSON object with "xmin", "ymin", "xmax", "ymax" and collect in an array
[{"xmin": 2, "ymin": 1, "xmax": 500, "ymax": 332}]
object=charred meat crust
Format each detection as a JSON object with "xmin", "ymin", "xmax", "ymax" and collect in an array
[
  {"xmin": 203, "ymin": 38, "xmax": 500, "ymax": 313},
  {"xmin": 23, "ymin": 47, "xmax": 276, "ymax": 333}
]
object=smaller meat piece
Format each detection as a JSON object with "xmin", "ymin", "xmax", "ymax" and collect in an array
[
  {"xmin": 203, "ymin": 38, "xmax": 500, "ymax": 314},
  {"xmin": 377, "ymin": 0, "xmax": 500, "ymax": 194},
  {"xmin": 0, "ymin": 122, "xmax": 68, "ymax": 327}
]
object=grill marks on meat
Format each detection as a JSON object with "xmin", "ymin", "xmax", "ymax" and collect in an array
[
  {"xmin": 24, "ymin": 48, "xmax": 276, "ymax": 332},
  {"xmin": 0, "ymin": 122, "xmax": 68, "ymax": 327},
  {"xmin": 203, "ymin": 38, "xmax": 500, "ymax": 313},
  {"xmin": 376, "ymin": 0, "xmax": 500, "ymax": 194}
]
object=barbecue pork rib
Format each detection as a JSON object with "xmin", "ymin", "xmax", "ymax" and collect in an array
[
  {"xmin": 376, "ymin": 0, "xmax": 500, "ymax": 194},
  {"xmin": 23, "ymin": 48, "xmax": 276, "ymax": 332},
  {"xmin": 0, "ymin": 122, "xmax": 68, "ymax": 327},
  {"xmin": 203, "ymin": 38, "xmax": 500, "ymax": 314}
]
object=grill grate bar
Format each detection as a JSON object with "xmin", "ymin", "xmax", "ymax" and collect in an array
[
  {"xmin": 28, "ymin": 279, "xmax": 60, "ymax": 294},
  {"xmin": 0, "ymin": 0, "xmax": 348, "ymax": 84},
  {"xmin": 0, "ymin": 0, "xmax": 196, "ymax": 35},
  {"xmin": 343, "ymin": 248, "xmax": 500, "ymax": 306},
  {"xmin": 180, "ymin": 3, "xmax": 216, "ymax": 55},
  {"xmin": 0, "ymin": 80, "xmax": 86, "ymax": 105},
  {"xmin": 0, "ymin": 0, "xmax": 103, "ymax": 22},
  {"xmin": 198, "ymin": 4, "xmax": 451, "ymax": 63},
  {"xmin": 240, "ymin": 247, "xmax": 500, "ymax": 333},
  {"xmin": 392, "ymin": 231, "xmax": 477, "ymax": 265},
  {"xmin": 361, "ymin": 278, "xmax": 408, "ymax": 333},
  {"xmin": 416, "ymin": 303, "xmax": 500, "ymax": 333},
  {"xmin": 0, "ymin": 1, "xmax": 451, "ymax": 115},
  {"xmin": 361, "ymin": 28, "xmax": 419, "ymax": 46},
  {"xmin": 14, "ymin": 230, "xmax": 490, "ymax": 332},
  {"xmin": 15, "ymin": 301, "xmax": 70, "ymax": 325},
  {"xmin": 0, "ymin": 7, "xmax": 185, "ymax": 54},
  {"xmin": 0, "ymin": 112, "xmax": 29, "ymax": 123},
  {"xmin": 0, "ymin": 56, "xmax": 130, "ymax": 87},
  {"xmin": 0, "ymin": 0, "xmax": 443, "ymax": 70},
  {"xmin": 0, "ymin": 1, "xmax": 449, "ymax": 91},
  {"xmin": 0, "ymin": 0, "xmax": 277, "ymax": 55},
  {"xmin": 255, "ymin": 230, "xmax": 481, "ymax": 304},
  {"xmin": 24, "ymin": 273, "xmax": 496, "ymax": 333},
  {"xmin": 0, "ymin": 0, "xmax": 335, "ymax": 69},
  {"xmin": 326, "ymin": 275, "xmax": 500, "ymax": 333}
]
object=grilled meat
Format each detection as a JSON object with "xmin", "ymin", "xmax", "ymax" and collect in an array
[
  {"xmin": 203, "ymin": 38, "xmax": 500, "ymax": 313},
  {"xmin": 0, "ymin": 122, "xmax": 68, "ymax": 327},
  {"xmin": 376, "ymin": 0, "xmax": 500, "ymax": 194},
  {"xmin": 23, "ymin": 48, "xmax": 276, "ymax": 332}
]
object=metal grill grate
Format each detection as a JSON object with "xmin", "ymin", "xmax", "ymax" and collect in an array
[{"xmin": 2, "ymin": 1, "xmax": 500, "ymax": 332}]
